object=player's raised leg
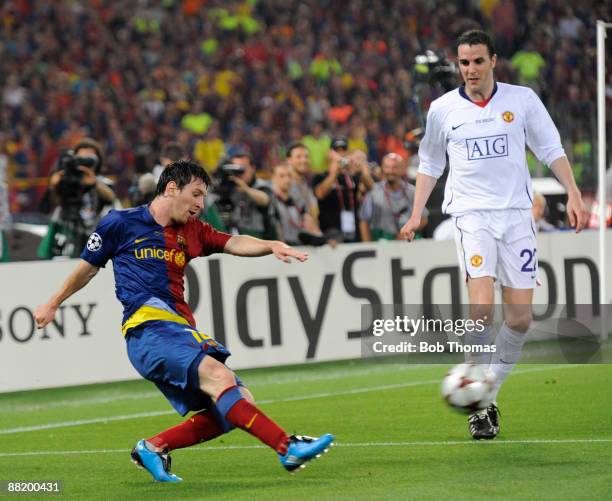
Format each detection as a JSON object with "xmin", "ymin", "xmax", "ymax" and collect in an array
[
  {"xmin": 132, "ymin": 380, "xmax": 258, "ymax": 482},
  {"xmin": 199, "ymin": 355, "xmax": 335, "ymax": 472},
  {"xmin": 131, "ymin": 392, "xmax": 250, "ymax": 482},
  {"xmin": 141, "ymin": 382, "xmax": 254, "ymax": 451}
]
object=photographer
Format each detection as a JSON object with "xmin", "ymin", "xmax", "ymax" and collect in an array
[
  {"xmin": 313, "ymin": 136, "xmax": 374, "ymax": 242},
  {"xmin": 210, "ymin": 151, "xmax": 273, "ymax": 238},
  {"xmin": 359, "ymin": 153, "xmax": 428, "ymax": 241},
  {"xmin": 38, "ymin": 138, "xmax": 116, "ymax": 259}
]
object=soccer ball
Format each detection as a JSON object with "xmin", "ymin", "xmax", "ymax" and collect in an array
[{"xmin": 441, "ymin": 363, "xmax": 495, "ymax": 414}]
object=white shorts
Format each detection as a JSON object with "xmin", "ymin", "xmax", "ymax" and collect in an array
[{"xmin": 452, "ymin": 209, "xmax": 537, "ymax": 289}]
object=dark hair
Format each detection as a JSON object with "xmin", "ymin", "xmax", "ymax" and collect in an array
[
  {"xmin": 160, "ymin": 142, "xmax": 186, "ymax": 162},
  {"xmin": 73, "ymin": 138, "xmax": 104, "ymax": 173},
  {"xmin": 155, "ymin": 160, "xmax": 211, "ymax": 196},
  {"xmin": 456, "ymin": 29, "xmax": 496, "ymax": 58},
  {"xmin": 230, "ymin": 150, "xmax": 253, "ymax": 165},
  {"xmin": 286, "ymin": 141, "xmax": 306, "ymax": 158}
]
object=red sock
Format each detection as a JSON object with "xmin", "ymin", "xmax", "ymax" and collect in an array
[
  {"xmin": 226, "ymin": 399, "xmax": 289, "ymax": 455},
  {"xmin": 147, "ymin": 410, "xmax": 225, "ymax": 451}
]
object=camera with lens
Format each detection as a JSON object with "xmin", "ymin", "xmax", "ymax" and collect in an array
[
  {"xmin": 56, "ymin": 150, "xmax": 100, "ymax": 221},
  {"xmin": 212, "ymin": 162, "xmax": 246, "ymax": 229},
  {"xmin": 414, "ymin": 49, "xmax": 457, "ymax": 93},
  {"xmin": 218, "ymin": 163, "xmax": 245, "ymax": 182},
  {"xmin": 57, "ymin": 150, "xmax": 98, "ymax": 184},
  {"xmin": 403, "ymin": 127, "xmax": 424, "ymax": 154},
  {"xmin": 214, "ymin": 162, "xmax": 245, "ymax": 197}
]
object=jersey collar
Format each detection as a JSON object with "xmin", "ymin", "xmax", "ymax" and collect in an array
[
  {"xmin": 144, "ymin": 204, "xmax": 160, "ymax": 225},
  {"xmin": 459, "ymin": 81, "xmax": 498, "ymax": 105}
]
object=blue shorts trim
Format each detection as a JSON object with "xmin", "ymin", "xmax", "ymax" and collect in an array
[{"xmin": 126, "ymin": 320, "xmax": 232, "ymax": 416}]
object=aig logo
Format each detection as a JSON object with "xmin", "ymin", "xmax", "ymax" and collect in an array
[{"xmin": 466, "ymin": 134, "xmax": 508, "ymax": 160}]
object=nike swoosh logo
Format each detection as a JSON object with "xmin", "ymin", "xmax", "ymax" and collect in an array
[
  {"xmin": 451, "ymin": 123, "xmax": 466, "ymax": 130},
  {"xmin": 245, "ymin": 414, "xmax": 258, "ymax": 429},
  {"xmin": 134, "ymin": 237, "xmax": 150, "ymax": 244}
]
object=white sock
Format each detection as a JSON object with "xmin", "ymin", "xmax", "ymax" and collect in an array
[
  {"xmin": 463, "ymin": 324, "xmax": 495, "ymax": 366},
  {"xmin": 490, "ymin": 322, "xmax": 527, "ymax": 400}
]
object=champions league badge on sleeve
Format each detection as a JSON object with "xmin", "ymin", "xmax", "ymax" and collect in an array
[{"xmin": 87, "ymin": 232, "xmax": 103, "ymax": 252}]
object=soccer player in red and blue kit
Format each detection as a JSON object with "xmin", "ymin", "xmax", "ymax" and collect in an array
[{"xmin": 35, "ymin": 160, "xmax": 334, "ymax": 482}]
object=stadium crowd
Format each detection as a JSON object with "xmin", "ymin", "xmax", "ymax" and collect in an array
[{"xmin": 0, "ymin": 0, "xmax": 610, "ymax": 257}]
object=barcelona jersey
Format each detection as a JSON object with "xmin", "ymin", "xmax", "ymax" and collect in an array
[{"xmin": 80, "ymin": 205, "xmax": 231, "ymax": 334}]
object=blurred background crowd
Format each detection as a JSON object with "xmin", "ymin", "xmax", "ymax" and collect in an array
[{"xmin": 0, "ymin": 0, "xmax": 611, "ymax": 260}]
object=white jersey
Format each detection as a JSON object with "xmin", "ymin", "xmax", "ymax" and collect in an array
[{"xmin": 418, "ymin": 82, "xmax": 565, "ymax": 215}]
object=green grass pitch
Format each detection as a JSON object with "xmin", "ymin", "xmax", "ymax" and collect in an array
[{"xmin": 1, "ymin": 361, "xmax": 610, "ymax": 500}]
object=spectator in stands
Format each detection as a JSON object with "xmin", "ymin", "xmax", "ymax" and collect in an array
[
  {"xmin": 510, "ymin": 40, "xmax": 546, "ymax": 92},
  {"xmin": 130, "ymin": 142, "xmax": 188, "ymax": 208},
  {"xmin": 532, "ymin": 192, "xmax": 557, "ymax": 232},
  {"xmin": 38, "ymin": 138, "xmax": 116, "ymax": 259},
  {"xmin": 286, "ymin": 142, "xmax": 319, "ymax": 223},
  {"xmin": 0, "ymin": 1, "xmax": 603, "ymax": 219},
  {"xmin": 156, "ymin": 143, "xmax": 188, "ymax": 180},
  {"xmin": 271, "ymin": 163, "xmax": 324, "ymax": 246},
  {"xmin": 302, "ymin": 122, "xmax": 331, "ymax": 174},
  {"xmin": 359, "ymin": 153, "xmax": 427, "ymax": 241},
  {"xmin": 313, "ymin": 137, "xmax": 374, "ymax": 242},
  {"xmin": 194, "ymin": 121, "xmax": 226, "ymax": 174},
  {"xmin": 558, "ymin": 6, "xmax": 584, "ymax": 41},
  {"xmin": 490, "ymin": 0, "xmax": 518, "ymax": 58},
  {"xmin": 181, "ymin": 98, "xmax": 213, "ymax": 135},
  {"xmin": 347, "ymin": 119, "xmax": 369, "ymax": 155}
]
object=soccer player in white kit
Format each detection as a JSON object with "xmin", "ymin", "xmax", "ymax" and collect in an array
[{"xmin": 401, "ymin": 30, "xmax": 589, "ymax": 439}]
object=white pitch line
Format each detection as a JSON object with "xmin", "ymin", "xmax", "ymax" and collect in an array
[
  {"xmin": 1, "ymin": 438, "xmax": 611, "ymax": 458},
  {"xmin": 0, "ymin": 410, "xmax": 174, "ymax": 434},
  {"xmin": 0, "ymin": 390, "xmax": 162, "ymax": 413},
  {"xmin": 0, "ymin": 364, "xmax": 429, "ymax": 413},
  {"xmin": 0, "ymin": 364, "xmax": 585, "ymax": 435},
  {"xmin": 0, "ymin": 380, "xmax": 441, "ymax": 435},
  {"xmin": 338, "ymin": 438, "xmax": 612, "ymax": 447}
]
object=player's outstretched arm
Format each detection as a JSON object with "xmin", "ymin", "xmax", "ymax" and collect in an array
[
  {"xmin": 34, "ymin": 260, "xmax": 100, "ymax": 328},
  {"xmin": 224, "ymin": 235, "xmax": 308, "ymax": 263},
  {"xmin": 400, "ymin": 173, "xmax": 438, "ymax": 241},
  {"xmin": 550, "ymin": 157, "xmax": 589, "ymax": 232}
]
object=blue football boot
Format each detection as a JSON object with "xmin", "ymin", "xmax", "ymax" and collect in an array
[
  {"xmin": 131, "ymin": 439, "xmax": 183, "ymax": 482},
  {"xmin": 279, "ymin": 434, "xmax": 335, "ymax": 473}
]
